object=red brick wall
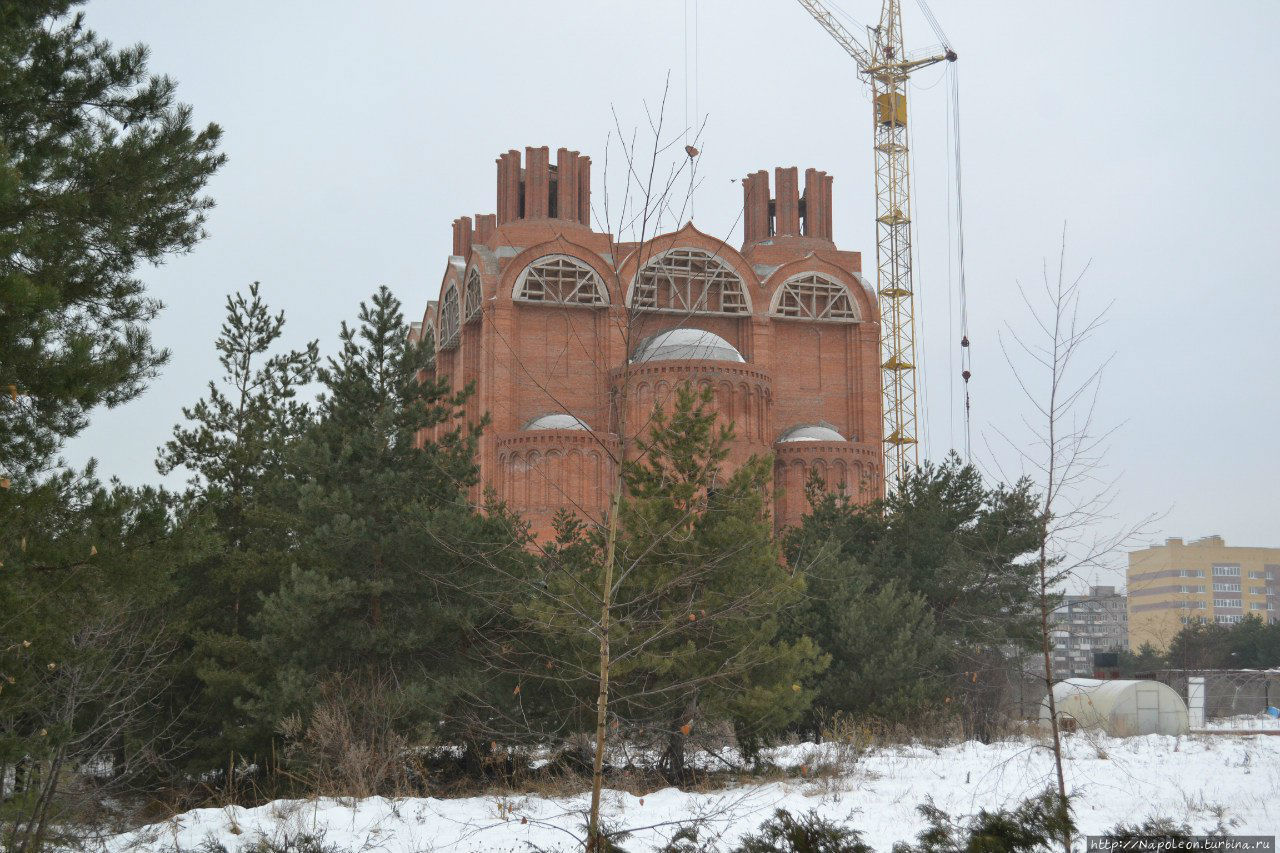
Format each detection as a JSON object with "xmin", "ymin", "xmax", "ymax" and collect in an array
[{"xmin": 419, "ymin": 148, "xmax": 884, "ymax": 539}]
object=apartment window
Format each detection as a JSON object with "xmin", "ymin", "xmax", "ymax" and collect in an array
[
  {"xmin": 1250, "ymin": 602, "xmax": 1275, "ymax": 611},
  {"xmin": 1216, "ymin": 614, "xmax": 1243, "ymax": 624},
  {"xmin": 1250, "ymin": 586, "xmax": 1273, "ymax": 596},
  {"xmin": 1179, "ymin": 569, "xmax": 1206, "ymax": 578},
  {"xmin": 1213, "ymin": 582, "xmax": 1241, "ymax": 592},
  {"xmin": 1248, "ymin": 571, "xmax": 1266, "ymax": 580},
  {"xmin": 1177, "ymin": 585, "xmax": 1205, "ymax": 594},
  {"xmin": 1213, "ymin": 564, "xmax": 1241, "ymax": 577},
  {"xmin": 1213, "ymin": 598, "xmax": 1242, "ymax": 608}
]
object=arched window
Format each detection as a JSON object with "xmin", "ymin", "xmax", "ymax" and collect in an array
[
  {"xmin": 514, "ymin": 254, "xmax": 608, "ymax": 305},
  {"xmin": 630, "ymin": 248, "xmax": 749, "ymax": 315},
  {"xmin": 439, "ymin": 284, "xmax": 461, "ymax": 350},
  {"xmin": 464, "ymin": 267, "xmax": 482, "ymax": 322},
  {"xmin": 772, "ymin": 273, "xmax": 859, "ymax": 322}
]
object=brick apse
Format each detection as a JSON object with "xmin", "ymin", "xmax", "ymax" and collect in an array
[{"xmin": 412, "ymin": 146, "xmax": 884, "ymax": 538}]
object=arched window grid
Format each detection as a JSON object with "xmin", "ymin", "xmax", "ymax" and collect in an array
[
  {"xmin": 630, "ymin": 248, "xmax": 749, "ymax": 315},
  {"xmin": 772, "ymin": 273, "xmax": 859, "ymax": 322},
  {"xmin": 439, "ymin": 284, "xmax": 461, "ymax": 350},
  {"xmin": 515, "ymin": 254, "xmax": 608, "ymax": 306},
  {"xmin": 464, "ymin": 267, "xmax": 483, "ymax": 323}
]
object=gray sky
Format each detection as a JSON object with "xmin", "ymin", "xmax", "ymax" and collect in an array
[{"xmin": 69, "ymin": 1, "xmax": 1280, "ymax": 585}]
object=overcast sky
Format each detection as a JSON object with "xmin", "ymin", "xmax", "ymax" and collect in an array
[{"xmin": 68, "ymin": 1, "xmax": 1280, "ymax": 586}]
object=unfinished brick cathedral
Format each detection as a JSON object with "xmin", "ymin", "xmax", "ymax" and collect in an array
[{"xmin": 412, "ymin": 146, "xmax": 883, "ymax": 538}]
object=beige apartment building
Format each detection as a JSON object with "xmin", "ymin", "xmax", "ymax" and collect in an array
[{"xmin": 1127, "ymin": 535, "xmax": 1279, "ymax": 651}]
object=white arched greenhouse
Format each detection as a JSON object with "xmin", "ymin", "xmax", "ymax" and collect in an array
[{"xmin": 1040, "ymin": 678, "xmax": 1189, "ymax": 737}]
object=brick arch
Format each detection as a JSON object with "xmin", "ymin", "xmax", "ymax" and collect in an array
[
  {"xmin": 616, "ymin": 222, "xmax": 760, "ymax": 307},
  {"xmin": 497, "ymin": 236, "xmax": 618, "ymax": 306},
  {"xmin": 768, "ymin": 271, "xmax": 861, "ymax": 323},
  {"xmin": 438, "ymin": 281, "xmax": 462, "ymax": 350},
  {"xmin": 463, "ymin": 264, "xmax": 484, "ymax": 322},
  {"xmin": 832, "ymin": 459, "xmax": 849, "ymax": 492},
  {"xmin": 760, "ymin": 254, "xmax": 876, "ymax": 326},
  {"xmin": 425, "ymin": 256, "xmax": 462, "ymax": 352},
  {"xmin": 738, "ymin": 382, "xmax": 753, "ymax": 440}
]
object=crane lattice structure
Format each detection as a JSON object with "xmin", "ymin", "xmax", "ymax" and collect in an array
[{"xmin": 795, "ymin": 0, "xmax": 955, "ymax": 488}]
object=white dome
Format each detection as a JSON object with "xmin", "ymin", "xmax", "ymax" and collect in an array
[
  {"xmin": 631, "ymin": 329, "xmax": 745, "ymax": 364},
  {"xmin": 778, "ymin": 424, "xmax": 845, "ymax": 443},
  {"xmin": 524, "ymin": 413, "xmax": 590, "ymax": 430}
]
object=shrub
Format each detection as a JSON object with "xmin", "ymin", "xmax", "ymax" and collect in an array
[
  {"xmin": 733, "ymin": 809, "xmax": 872, "ymax": 853},
  {"xmin": 892, "ymin": 789, "xmax": 1072, "ymax": 853},
  {"xmin": 1104, "ymin": 817, "xmax": 1194, "ymax": 840}
]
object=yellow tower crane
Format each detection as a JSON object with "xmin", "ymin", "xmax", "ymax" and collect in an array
[{"xmin": 795, "ymin": 0, "xmax": 956, "ymax": 488}]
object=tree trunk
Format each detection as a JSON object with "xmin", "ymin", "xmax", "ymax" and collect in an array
[
  {"xmin": 1038, "ymin": 527, "xmax": 1071, "ymax": 853},
  {"xmin": 659, "ymin": 696, "xmax": 698, "ymax": 784},
  {"xmin": 586, "ymin": 481, "xmax": 623, "ymax": 852}
]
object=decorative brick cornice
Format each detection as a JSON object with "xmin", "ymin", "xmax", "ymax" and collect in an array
[
  {"xmin": 495, "ymin": 430, "xmax": 619, "ymax": 454},
  {"xmin": 773, "ymin": 440, "xmax": 879, "ymax": 461},
  {"xmin": 611, "ymin": 360, "xmax": 772, "ymax": 387}
]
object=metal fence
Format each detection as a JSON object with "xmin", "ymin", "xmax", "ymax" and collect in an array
[{"xmin": 1139, "ymin": 669, "xmax": 1280, "ymax": 721}]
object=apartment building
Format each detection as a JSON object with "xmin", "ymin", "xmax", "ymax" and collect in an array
[
  {"xmin": 1049, "ymin": 585, "xmax": 1129, "ymax": 677},
  {"xmin": 1127, "ymin": 535, "xmax": 1279, "ymax": 651}
]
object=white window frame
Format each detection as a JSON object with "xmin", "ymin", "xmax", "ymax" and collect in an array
[
  {"xmin": 438, "ymin": 284, "xmax": 461, "ymax": 350},
  {"xmin": 770, "ymin": 272, "xmax": 860, "ymax": 322},
  {"xmin": 513, "ymin": 254, "xmax": 609, "ymax": 306},
  {"xmin": 627, "ymin": 248, "xmax": 750, "ymax": 315},
  {"xmin": 464, "ymin": 267, "xmax": 483, "ymax": 322}
]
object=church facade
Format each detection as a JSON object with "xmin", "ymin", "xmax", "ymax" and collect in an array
[{"xmin": 413, "ymin": 145, "xmax": 883, "ymax": 538}]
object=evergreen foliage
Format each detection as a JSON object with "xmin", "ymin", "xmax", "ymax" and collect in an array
[
  {"xmin": 784, "ymin": 455, "xmax": 1043, "ymax": 728},
  {"xmin": 733, "ymin": 809, "xmax": 872, "ymax": 853},
  {"xmin": 784, "ymin": 539, "xmax": 946, "ymax": 723},
  {"xmin": 1165, "ymin": 615, "xmax": 1280, "ymax": 670},
  {"xmin": 0, "ymin": 474, "xmax": 213, "ymax": 850},
  {"xmin": 891, "ymin": 790, "xmax": 1073, "ymax": 853},
  {"xmin": 1115, "ymin": 642, "xmax": 1166, "ymax": 677},
  {"xmin": 243, "ymin": 286, "xmax": 525, "ymax": 755},
  {"xmin": 156, "ymin": 283, "xmax": 318, "ymax": 765},
  {"xmin": 0, "ymin": 0, "xmax": 224, "ymax": 477},
  {"xmin": 1103, "ymin": 817, "xmax": 1194, "ymax": 841},
  {"xmin": 521, "ymin": 385, "xmax": 825, "ymax": 779}
]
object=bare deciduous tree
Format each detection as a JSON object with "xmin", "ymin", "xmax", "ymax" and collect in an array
[{"xmin": 994, "ymin": 228, "xmax": 1156, "ymax": 853}]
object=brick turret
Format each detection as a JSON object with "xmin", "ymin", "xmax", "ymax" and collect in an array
[
  {"xmin": 742, "ymin": 166, "xmax": 834, "ymax": 248},
  {"xmin": 495, "ymin": 146, "xmax": 591, "ymax": 226}
]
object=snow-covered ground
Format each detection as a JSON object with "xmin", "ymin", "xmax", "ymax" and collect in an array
[
  {"xmin": 1204, "ymin": 712, "xmax": 1280, "ymax": 731},
  {"xmin": 106, "ymin": 732, "xmax": 1280, "ymax": 852}
]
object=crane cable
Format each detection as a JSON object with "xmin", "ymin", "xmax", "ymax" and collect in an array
[
  {"xmin": 683, "ymin": 0, "xmax": 701, "ymax": 220},
  {"xmin": 915, "ymin": 0, "xmax": 971, "ymax": 459},
  {"xmin": 950, "ymin": 60, "xmax": 971, "ymax": 459}
]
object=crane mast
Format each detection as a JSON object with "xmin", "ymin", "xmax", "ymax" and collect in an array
[{"xmin": 795, "ymin": 0, "xmax": 953, "ymax": 488}]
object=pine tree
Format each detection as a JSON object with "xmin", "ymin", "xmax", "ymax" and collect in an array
[
  {"xmin": 785, "ymin": 455, "xmax": 1043, "ymax": 728},
  {"xmin": 0, "ymin": 474, "xmax": 213, "ymax": 850},
  {"xmin": 244, "ymin": 286, "xmax": 523, "ymax": 756},
  {"xmin": 788, "ymin": 540, "xmax": 948, "ymax": 723},
  {"xmin": 0, "ymin": 1, "xmax": 224, "ymax": 478},
  {"xmin": 155, "ymin": 283, "xmax": 318, "ymax": 765},
  {"xmin": 521, "ymin": 384, "xmax": 825, "ymax": 781}
]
